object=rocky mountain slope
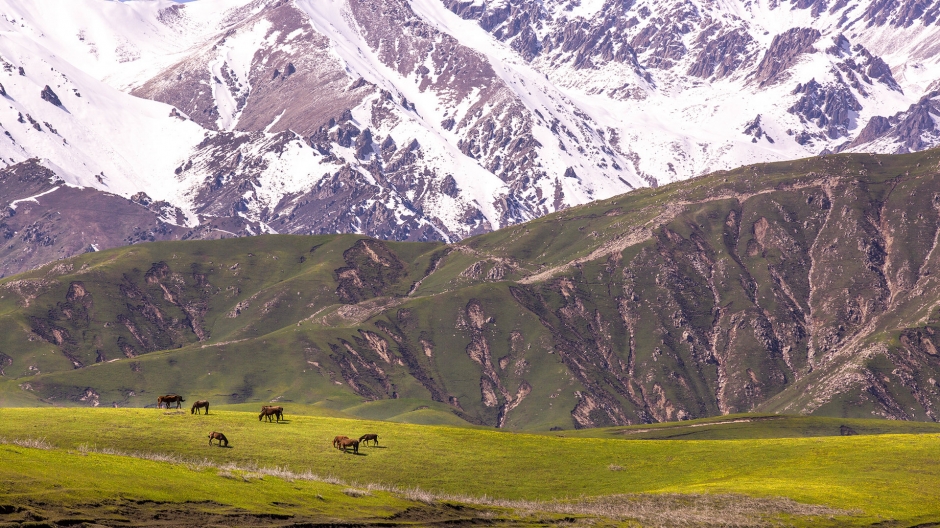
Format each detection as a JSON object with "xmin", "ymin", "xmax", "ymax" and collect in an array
[
  {"xmin": 3, "ymin": 149, "xmax": 940, "ymax": 428},
  {"xmin": 3, "ymin": 0, "xmax": 940, "ymax": 276}
]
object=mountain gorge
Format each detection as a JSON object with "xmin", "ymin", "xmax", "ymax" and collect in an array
[
  {"xmin": 3, "ymin": 149, "xmax": 940, "ymax": 429},
  {"xmin": 3, "ymin": 0, "xmax": 940, "ymax": 276}
]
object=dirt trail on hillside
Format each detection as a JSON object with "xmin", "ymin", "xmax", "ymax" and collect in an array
[{"xmin": 520, "ymin": 179, "xmax": 824, "ymax": 284}]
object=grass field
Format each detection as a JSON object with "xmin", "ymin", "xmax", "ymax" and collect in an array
[{"xmin": 0, "ymin": 408, "xmax": 938, "ymax": 526}]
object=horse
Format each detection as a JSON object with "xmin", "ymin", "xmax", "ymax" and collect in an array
[
  {"xmin": 208, "ymin": 432, "xmax": 228, "ymax": 447},
  {"xmin": 157, "ymin": 394, "xmax": 185, "ymax": 409},
  {"xmin": 191, "ymin": 400, "xmax": 209, "ymax": 414},
  {"xmin": 332, "ymin": 435, "xmax": 349, "ymax": 448},
  {"xmin": 358, "ymin": 434, "xmax": 378, "ymax": 446},
  {"xmin": 259, "ymin": 406, "xmax": 284, "ymax": 422},
  {"xmin": 337, "ymin": 437, "xmax": 359, "ymax": 454}
]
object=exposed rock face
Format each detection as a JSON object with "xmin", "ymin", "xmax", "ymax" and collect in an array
[
  {"xmin": 40, "ymin": 86, "xmax": 62, "ymax": 107},
  {"xmin": 687, "ymin": 28, "xmax": 756, "ymax": 80},
  {"xmin": 743, "ymin": 115, "xmax": 774, "ymax": 144},
  {"xmin": 134, "ymin": 2, "xmax": 370, "ymax": 137},
  {"xmin": 753, "ymin": 28, "xmax": 821, "ymax": 87},
  {"xmin": 789, "ymin": 79, "xmax": 862, "ymax": 140},
  {"xmin": 0, "ymin": 159, "xmax": 252, "ymax": 278},
  {"xmin": 843, "ymin": 92, "xmax": 940, "ymax": 152}
]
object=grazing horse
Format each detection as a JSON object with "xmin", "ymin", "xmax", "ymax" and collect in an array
[
  {"xmin": 208, "ymin": 432, "xmax": 228, "ymax": 447},
  {"xmin": 259, "ymin": 406, "xmax": 284, "ymax": 422},
  {"xmin": 191, "ymin": 400, "xmax": 209, "ymax": 414},
  {"xmin": 332, "ymin": 435, "xmax": 349, "ymax": 448},
  {"xmin": 157, "ymin": 394, "xmax": 185, "ymax": 409},
  {"xmin": 358, "ymin": 434, "xmax": 379, "ymax": 446},
  {"xmin": 337, "ymin": 437, "xmax": 359, "ymax": 454}
]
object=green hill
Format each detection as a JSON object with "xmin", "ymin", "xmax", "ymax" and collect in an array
[{"xmin": 4, "ymin": 149, "xmax": 940, "ymax": 428}]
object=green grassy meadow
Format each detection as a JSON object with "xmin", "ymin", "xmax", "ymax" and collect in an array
[{"xmin": 0, "ymin": 408, "xmax": 938, "ymax": 526}]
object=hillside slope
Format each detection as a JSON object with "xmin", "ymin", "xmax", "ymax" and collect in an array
[{"xmin": 4, "ymin": 149, "xmax": 940, "ymax": 428}]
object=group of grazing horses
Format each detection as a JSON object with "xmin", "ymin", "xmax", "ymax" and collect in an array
[
  {"xmin": 206, "ymin": 405, "xmax": 283, "ymax": 448},
  {"xmin": 155, "ymin": 394, "xmax": 294, "ymax": 448},
  {"xmin": 157, "ymin": 394, "xmax": 210, "ymax": 414},
  {"xmin": 332, "ymin": 434, "xmax": 378, "ymax": 454},
  {"xmin": 159, "ymin": 394, "xmax": 221, "ymax": 445}
]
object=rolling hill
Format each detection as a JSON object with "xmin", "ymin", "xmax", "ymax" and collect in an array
[{"xmin": 3, "ymin": 148, "xmax": 940, "ymax": 429}]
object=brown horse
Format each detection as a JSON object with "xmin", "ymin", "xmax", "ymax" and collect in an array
[
  {"xmin": 336, "ymin": 437, "xmax": 359, "ymax": 454},
  {"xmin": 358, "ymin": 434, "xmax": 379, "ymax": 446},
  {"xmin": 332, "ymin": 435, "xmax": 349, "ymax": 448},
  {"xmin": 157, "ymin": 394, "xmax": 185, "ymax": 409},
  {"xmin": 208, "ymin": 432, "xmax": 228, "ymax": 447},
  {"xmin": 191, "ymin": 400, "xmax": 209, "ymax": 414},
  {"xmin": 259, "ymin": 406, "xmax": 284, "ymax": 422}
]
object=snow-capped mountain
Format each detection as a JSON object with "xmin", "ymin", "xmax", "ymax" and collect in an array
[{"xmin": 0, "ymin": 0, "xmax": 939, "ymax": 266}]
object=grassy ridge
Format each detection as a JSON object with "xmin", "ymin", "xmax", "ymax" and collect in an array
[{"xmin": 0, "ymin": 409, "xmax": 938, "ymax": 525}]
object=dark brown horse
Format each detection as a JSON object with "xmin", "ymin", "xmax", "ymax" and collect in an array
[
  {"xmin": 157, "ymin": 394, "xmax": 185, "ymax": 409},
  {"xmin": 336, "ymin": 437, "xmax": 359, "ymax": 454},
  {"xmin": 259, "ymin": 406, "xmax": 284, "ymax": 422},
  {"xmin": 358, "ymin": 434, "xmax": 379, "ymax": 446},
  {"xmin": 208, "ymin": 432, "xmax": 228, "ymax": 447},
  {"xmin": 191, "ymin": 400, "xmax": 209, "ymax": 414},
  {"xmin": 332, "ymin": 435, "xmax": 349, "ymax": 448}
]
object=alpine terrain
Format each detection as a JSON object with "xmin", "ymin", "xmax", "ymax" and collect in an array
[
  {"xmin": 2, "ymin": 0, "xmax": 940, "ymax": 275},
  {"xmin": 3, "ymin": 149, "xmax": 940, "ymax": 430}
]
